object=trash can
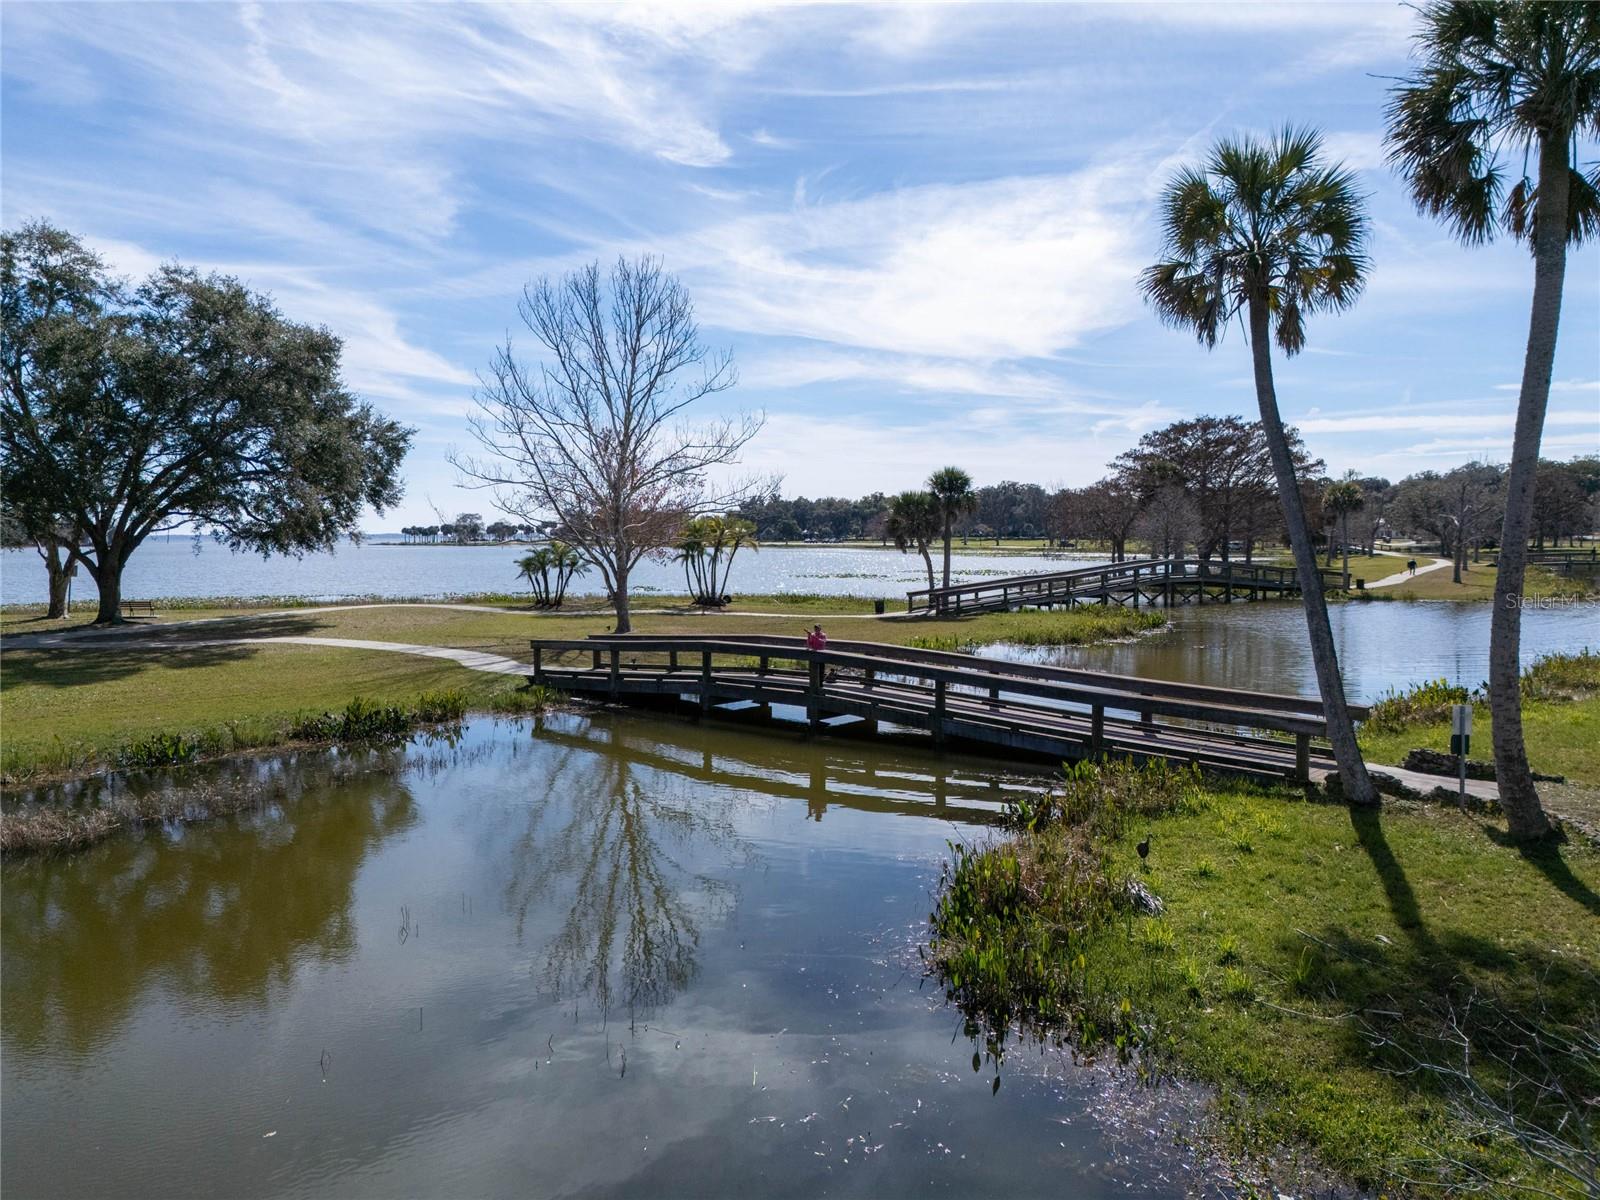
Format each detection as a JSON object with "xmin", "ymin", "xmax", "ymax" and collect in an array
[{"xmin": 873, "ymin": 598, "xmax": 886, "ymax": 615}]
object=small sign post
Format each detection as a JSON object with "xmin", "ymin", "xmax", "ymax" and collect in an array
[{"xmin": 1450, "ymin": 703, "xmax": 1472, "ymax": 806}]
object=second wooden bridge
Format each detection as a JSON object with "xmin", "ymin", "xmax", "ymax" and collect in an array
[
  {"xmin": 530, "ymin": 634, "xmax": 1369, "ymax": 785},
  {"xmin": 906, "ymin": 556, "xmax": 1349, "ymax": 614}
]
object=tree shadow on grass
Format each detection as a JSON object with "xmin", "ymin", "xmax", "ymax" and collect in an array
[
  {"xmin": 0, "ymin": 613, "xmax": 328, "ymax": 690},
  {"xmin": 1484, "ymin": 824, "xmax": 1600, "ymax": 919},
  {"xmin": 1347, "ymin": 805, "xmax": 1446, "ymax": 968}
]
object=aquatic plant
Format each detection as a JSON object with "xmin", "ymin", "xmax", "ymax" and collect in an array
[{"xmin": 908, "ymin": 607, "xmax": 1165, "ymax": 652}]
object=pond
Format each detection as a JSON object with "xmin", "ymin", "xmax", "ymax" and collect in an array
[
  {"xmin": 1, "ymin": 714, "xmax": 1220, "ymax": 1199},
  {"xmin": 986, "ymin": 599, "xmax": 1599, "ymax": 703},
  {"xmin": 0, "ymin": 540, "xmax": 1093, "ymax": 607}
]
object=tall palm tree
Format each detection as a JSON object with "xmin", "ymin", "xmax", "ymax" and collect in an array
[
  {"xmin": 1386, "ymin": 1, "xmax": 1600, "ymax": 841},
  {"xmin": 887, "ymin": 490, "xmax": 941, "ymax": 592},
  {"xmin": 1142, "ymin": 128, "xmax": 1377, "ymax": 807},
  {"xmin": 927, "ymin": 466, "xmax": 978, "ymax": 589},
  {"xmin": 1322, "ymin": 478, "xmax": 1365, "ymax": 589}
]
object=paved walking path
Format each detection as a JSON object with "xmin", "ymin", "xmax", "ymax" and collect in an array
[
  {"xmin": 3, "ymin": 601, "xmax": 902, "ymax": 650},
  {"xmin": 15, "ymin": 623, "xmax": 1500, "ymax": 800},
  {"xmin": 1364, "ymin": 551, "xmax": 1453, "ymax": 590}
]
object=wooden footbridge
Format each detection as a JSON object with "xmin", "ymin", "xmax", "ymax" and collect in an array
[
  {"xmin": 906, "ymin": 557, "xmax": 1349, "ymax": 615},
  {"xmin": 529, "ymin": 634, "xmax": 1367, "ymax": 785},
  {"xmin": 1492, "ymin": 547, "xmax": 1600, "ymax": 577}
]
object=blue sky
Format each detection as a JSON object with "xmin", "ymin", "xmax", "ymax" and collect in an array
[{"xmin": 3, "ymin": 1, "xmax": 1597, "ymax": 527}]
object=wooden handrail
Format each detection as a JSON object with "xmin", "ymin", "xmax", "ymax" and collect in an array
[
  {"xmin": 903, "ymin": 556, "xmax": 1347, "ymax": 610},
  {"xmin": 548, "ymin": 632, "xmax": 1365, "ymax": 719},
  {"xmin": 530, "ymin": 634, "xmax": 1364, "ymax": 735}
]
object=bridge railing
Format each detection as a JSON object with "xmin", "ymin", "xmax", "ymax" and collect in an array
[
  {"xmin": 529, "ymin": 634, "xmax": 1367, "ymax": 778},
  {"xmin": 905, "ymin": 557, "xmax": 1347, "ymax": 613}
]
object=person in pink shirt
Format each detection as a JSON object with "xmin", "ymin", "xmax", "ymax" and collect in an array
[{"xmin": 804, "ymin": 624, "xmax": 828, "ymax": 651}]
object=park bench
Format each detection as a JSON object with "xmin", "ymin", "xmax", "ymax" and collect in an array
[{"xmin": 119, "ymin": 599, "xmax": 158, "ymax": 618}]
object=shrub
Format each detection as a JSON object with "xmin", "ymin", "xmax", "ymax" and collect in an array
[
  {"xmin": 1365, "ymin": 678, "xmax": 1472, "ymax": 734},
  {"xmin": 489, "ymin": 685, "xmax": 562, "ymax": 715}
]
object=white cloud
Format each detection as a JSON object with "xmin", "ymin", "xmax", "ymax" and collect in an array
[
  {"xmin": 676, "ymin": 165, "xmax": 1150, "ymax": 360},
  {"xmin": 1296, "ymin": 409, "xmax": 1599, "ymax": 435},
  {"xmin": 733, "ymin": 410, "xmax": 1146, "ymax": 496},
  {"xmin": 1494, "ymin": 378, "xmax": 1600, "ymax": 394}
]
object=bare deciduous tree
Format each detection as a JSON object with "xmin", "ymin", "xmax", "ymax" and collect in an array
[{"xmin": 454, "ymin": 257, "xmax": 768, "ymax": 633}]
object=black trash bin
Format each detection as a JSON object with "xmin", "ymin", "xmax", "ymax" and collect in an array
[{"xmin": 873, "ymin": 598, "xmax": 886, "ymax": 615}]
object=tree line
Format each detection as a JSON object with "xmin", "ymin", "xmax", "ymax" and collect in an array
[{"xmin": 3, "ymin": 2, "xmax": 1593, "ymax": 840}]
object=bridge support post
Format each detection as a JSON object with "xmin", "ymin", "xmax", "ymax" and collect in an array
[
  {"xmin": 701, "ymin": 650, "xmax": 713, "ymax": 714},
  {"xmin": 609, "ymin": 647, "xmax": 620, "ymax": 699},
  {"xmin": 592, "ymin": 647, "xmax": 602, "ymax": 670},
  {"xmin": 1090, "ymin": 704, "xmax": 1105, "ymax": 758},
  {"xmin": 669, "ymin": 649, "xmax": 678, "ymax": 671},
  {"xmin": 808, "ymin": 658, "xmax": 822, "ymax": 730},
  {"xmin": 1141, "ymin": 709, "xmax": 1154, "ymax": 736},
  {"xmin": 932, "ymin": 679, "xmax": 947, "ymax": 746},
  {"xmin": 532, "ymin": 646, "xmax": 543, "ymax": 683},
  {"xmin": 1294, "ymin": 733, "xmax": 1310, "ymax": 784}
]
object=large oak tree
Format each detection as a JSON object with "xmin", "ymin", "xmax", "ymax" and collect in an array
[{"xmin": 1, "ymin": 222, "xmax": 411, "ymax": 624}]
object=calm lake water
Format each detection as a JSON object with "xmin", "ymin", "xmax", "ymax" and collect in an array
[
  {"xmin": 0, "ymin": 540, "xmax": 1089, "ymax": 606},
  {"xmin": 1, "ymin": 715, "xmax": 1220, "ymax": 1199},
  {"xmin": 1000, "ymin": 599, "xmax": 1599, "ymax": 704}
]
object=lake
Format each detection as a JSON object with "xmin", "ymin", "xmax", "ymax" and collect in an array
[
  {"xmin": 995, "ymin": 598, "xmax": 1599, "ymax": 703},
  {"xmin": 1, "ymin": 715, "xmax": 1220, "ymax": 1199},
  {"xmin": 0, "ymin": 540, "xmax": 1090, "ymax": 607}
]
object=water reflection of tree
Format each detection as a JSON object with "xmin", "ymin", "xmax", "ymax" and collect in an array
[
  {"xmin": 1, "ymin": 753, "xmax": 417, "ymax": 1060},
  {"xmin": 501, "ymin": 745, "xmax": 748, "ymax": 1019}
]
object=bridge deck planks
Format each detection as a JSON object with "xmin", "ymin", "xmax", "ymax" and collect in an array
[
  {"xmin": 530, "ymin": 635, "xmax": 1351, "ymax": 784},
  {"xmin": 904, "ymin": 556, "xmax": 1346, "ymax": 615}
]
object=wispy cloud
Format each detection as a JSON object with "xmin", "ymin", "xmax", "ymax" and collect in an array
[{"xmin": 676, "ymin": 164, "xmax": 1151, "ymax": 360}]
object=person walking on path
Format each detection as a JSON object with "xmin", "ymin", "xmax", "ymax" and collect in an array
[{"xmin": 1406, "ymin": 558, "xmax": 1417, "ymax": 576}]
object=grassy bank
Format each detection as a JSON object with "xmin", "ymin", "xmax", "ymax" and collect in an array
[
  {"xmin": 907, "ymin": 607, "xmax": 1165, "ymax": 651},
  {"xmin": 0, "ymin": 597, "xmax": 1166, "ymax": 783},
  {"xmin": 1372, "ymin": 561, "xmax": 1594, "ymax": 602},
  {"xmin": 0, "ymin": 685, "xmax": 560, "ymax": 853},
  {"xmin": 1358, "ymin": 652, "xmax": 1600, "ymax": 831},
  {"xmin": 929, "ymin": 759, "xmax": 1600, "ymax": 1197}
]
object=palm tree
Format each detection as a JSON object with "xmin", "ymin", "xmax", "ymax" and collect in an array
[
  {"xmin": 927, "ymin": 466, "xmax": 978, "ymax": 589},
  {"xmin": 674, "ymin": 516, "xmax": 758, "ymax": 605},
  {"xmin": 1142, "ymin": 128, "xmax": 1377, "ymax": 807},
  {"xmin": 1322, "ymin": 478, "xmax": 1365, "ymax": 589},
  {"xmin": 886, "ymin": 491, "xmax": 941, "ymax": 592},
  {"xmin": 517, "ymin": 547, "xmax": 554, "ymax": 606},
  {"xmin": 548, "ymin": 541, "xmax": 584, "ymax": 607},
  {"xmin": 1386, "ymin": 1, "xmax": 1600, "ymax": 841}
]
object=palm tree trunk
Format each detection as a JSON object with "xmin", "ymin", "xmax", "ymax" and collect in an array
[
  {"xmin": 1489, "ymin": 137, "xmax": 1569, "ymax": 842},
  {"xmin": 921, "ymin": 545, "xmax": 936, "ymax": 592},
  {"xmin": 1340, "ymin": 513, "xmax": 1350, "ymax": 589},
  {"xmin": 941, "ymin": 518, "xmax": 953, "ymax": 589},
  {"xmin": 1248, "ymin": 296, "xmax": 1376, "ymax": 805}
]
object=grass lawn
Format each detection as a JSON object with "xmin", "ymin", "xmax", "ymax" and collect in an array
[
  {"xmin": 0, "ymin": 597, "xmax": 1166, "ymax": 782},
  {"xmin": 1364, "ymin": 560, "xmax": 1592, "ymax": 602},
  {"xmin": 931, "ymin": 763, "xmax": 1600, "ymax": 1197}
]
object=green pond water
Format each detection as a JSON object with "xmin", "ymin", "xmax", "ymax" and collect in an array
[
  {"xmin": 5, "ymin": 599, "xmax": 1591, "ymax": 1196},
  {"xmin": 2, "ymin": 713, "xmax": 1217, "ymax": 1199}
]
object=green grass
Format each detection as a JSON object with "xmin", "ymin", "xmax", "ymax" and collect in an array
[
  {"xmin": 1377, "ymin": 561, "xmax": 1593, "ymax": 602},
  {"xmin": 0, "ymin": 597, "xmax": 1159, "ymax": 783},
  {"xmin": 1360, "ymin": 652, "xmax": 1600, "ymax": 789},
  {"xmin": 929, "ymin": 759, "xmax": 1600, "ymax": 1196},
  {"xmin": 907, "ymin": 607, "xmax": 1166, "ymax": 651}
]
